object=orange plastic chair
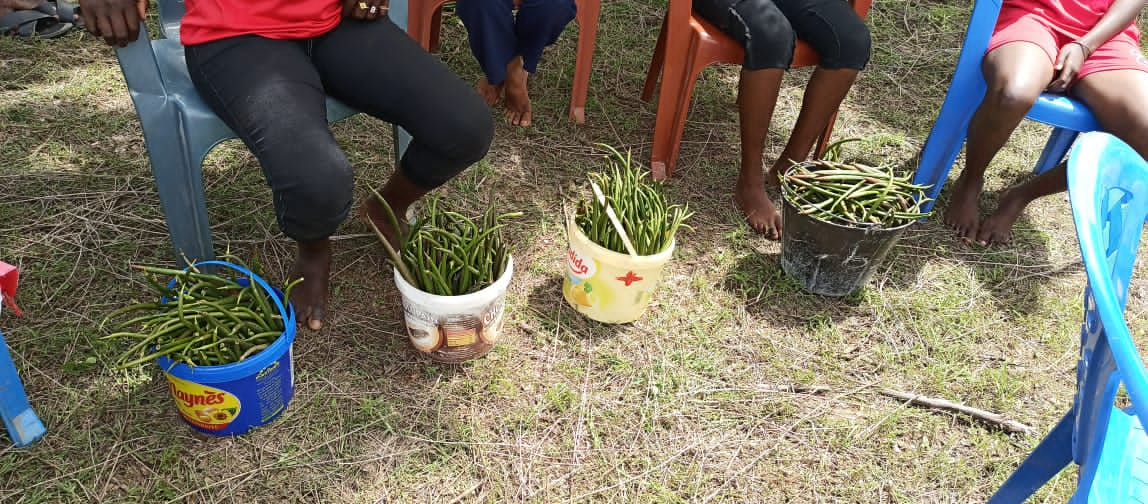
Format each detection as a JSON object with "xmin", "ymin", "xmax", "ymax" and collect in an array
[
  {"xmin": 641, "ymin": 0, "xmax": 874, "ymax": 179},
  {"xmin": 407, "ymin": 0, "xmax": 602, "ymax": 123}
]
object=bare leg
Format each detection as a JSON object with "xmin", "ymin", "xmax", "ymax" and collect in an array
[
  {"xmin": 503, "ymin": 56, "xmax": 532, "ymax": 127},
  {"xmin": 767, "ymin": 67, "xmax": 859, "ymax": 181},
  {"xmin": 735, "ymin": 68, "xmax": 785, "ymax": 239},
  {"xmin": 946, "ymin": 42, "xmax": 1054, "ymax": 241},
  {"xmin": 977, "ymin": 68, "xmax": 1148, "ymax": 244}
]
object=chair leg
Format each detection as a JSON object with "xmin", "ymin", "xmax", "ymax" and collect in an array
[
  {"xmin": 641, "ymin": 12, "xmax": 669, "ymax": 103},
  {"xmin": 1033, "ymin": 127, "xmax": 1078, "ymax": 175},
  {"xmin": 140, "ymin": 109, "xmax": 217, "ymax": 266},
  {"xmin": 913, "ymin": 63, "xmax": 992, "ymax": 213},
  {"xmin": 650, "ymin": 40, "xmax": 702, "ymax": 180},
  {"xmin": 987, "ymin": 411, "xmax": 1075, "ymax": 504},
  {"xmin": 568, "ymin": 0, "xmax": 600, "ymax": 124},
  {"xmin": 428, "ymin": 7, "xmax": 443, "ymax": 53},
  {"xmin": 0, "ymin": 330, "xmax": 46, "ymax": 448}
]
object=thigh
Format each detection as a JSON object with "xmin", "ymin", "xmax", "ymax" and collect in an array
[
  {"xmin": 982, "ymin": 41, "xmax": 1056, "ymax": 95},
  {"xmin": 693, "ymin": 0, "xmax": 789, "ymax": 44},
  {"xmin": 773, "ymin": 0, "xmax": 865, "ymax": 53},
  {"xmin": 1075, "ymin": 69, "xmax": 1148, "ymax": 153},
  {"xmin": 184, "ymin": 36, "xmax": 329, "ymax": 142},
  {"xmin": 311, "ymin": 19, "xmax": 487, "ymax": 135}
]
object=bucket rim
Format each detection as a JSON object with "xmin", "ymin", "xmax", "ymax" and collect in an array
[
  {"xmin": 157, "ymin": 260, "xmax": 296, "ymax": 380},
  {"xmin": 393, "ymin": 254, "xmax": 515, "ymax": 302},
  {"xmin": 566, "ymin": 220, "xmax": 676, "ymax": 262},
  {"xmin": 776, "ymin": 165, "xmax": 918, "ymax": 235}
]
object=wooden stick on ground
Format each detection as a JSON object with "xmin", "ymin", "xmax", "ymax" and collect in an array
[{"xmin": 879, "ymin": 388, "xmax": 1036, "ymax": 436}]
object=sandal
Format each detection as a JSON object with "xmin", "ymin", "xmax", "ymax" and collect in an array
[
  {"xmin": 0, "ymin": 6, "xmax": 72, "ymax": 39},
  {"xmin": 47, "ymin": 0, "xmax": 81, "ymax": 28}
]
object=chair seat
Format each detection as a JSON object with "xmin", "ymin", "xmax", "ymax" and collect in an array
[
  {"xmin": 150, "ymin": 39, "xmax": 359, "ymax": 154},
  {"xmin": 1030, "ymin": 93, "xmax": 1101, "ymax": 134},
  {"xmin": 1084, "ymin": 406, "xmax": 1148, "ymax": 502}
]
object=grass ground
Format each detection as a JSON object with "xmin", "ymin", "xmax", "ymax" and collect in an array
[{"xmin": 2, "ymin": 0, "xmax": 1146, "ymax": 502}]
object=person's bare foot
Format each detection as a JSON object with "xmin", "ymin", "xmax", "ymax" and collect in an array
[
  {"xmin": 735, "ymin": 171, "xmax": 783, "ymax": 240},
  {"xmin": 475, "ymin": 77, "xmax": 503, "ymax": 107},
  {"xmin": 944, "ymin": 173, "xmax": 984, "ymax": 242},
  {"xmin": 503, "ymin": 56, "xmax": 532, "ymax": 127},
  {"xmin": 976, "ymin": 188, "xmax": 1026, "ymax": 245},
  {"xmin": 290, "ymin": 239, "xmax": 331, "ymax": 331}
]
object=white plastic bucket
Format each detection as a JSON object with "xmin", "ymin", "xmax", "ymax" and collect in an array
[
  {"xmin": 563, "ymin": 221, "xmax": 675, "ymax": 324},
  {"xmin": 393, "ymin": 256, "xmax": 513, "ymax": 363}
]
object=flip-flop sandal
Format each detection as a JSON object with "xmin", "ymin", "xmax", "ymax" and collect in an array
[
  {"xmin": 47, "ymin": 0, "xmax": 81, "ymax": 28},
  {"xmin": 0, "ymin": 9, "xmax": 72, "ymax": 39}
]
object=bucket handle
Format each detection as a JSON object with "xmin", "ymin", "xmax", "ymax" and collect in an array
[
  {"xmin": 185, "ymin": 260, "xmax": 294, "ymax": 327},
  {"xmin": 589, "ymin": 180, "xmax": 639, "ymax": 258}
]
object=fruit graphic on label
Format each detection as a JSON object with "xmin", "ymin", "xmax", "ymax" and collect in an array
[
  {"xmin": 166, "ymin": 374, "xmax": 242, "ymax": 431},
  {"xmin": 571, "ymin": 280, "xmax": 598, "ymax": 307}
]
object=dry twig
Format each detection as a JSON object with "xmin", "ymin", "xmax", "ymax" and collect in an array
[{"xmin": 879, "ymin": 388, "xmax": 1036, "ymax": 436}]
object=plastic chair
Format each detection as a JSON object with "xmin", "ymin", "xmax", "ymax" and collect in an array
[
  {"xmin": 0, "ymin": 262, "xmax": 46, "ymax": 448},
  {"xmin": 987, "ymin": 132, "xmax": 1148, "ymax": 502},
  {"xmin": 406, "ymin": 0, "xmax": 601, "ymax": 123},
  {"xmin": 912, "ymin": 0, "xmax": 1101, "ymax": 213},
  {"xmin": 113, "ymin": 0, "xmax": 412, "ymax": 266},
  {"xmin": 639, "ymin": 0, "xmax": 872, "ymax": 180}
]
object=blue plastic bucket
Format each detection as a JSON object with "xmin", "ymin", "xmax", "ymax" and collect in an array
[{"xmin": 154, "ymin": 261, "xmax": 297, "ymax": 436}]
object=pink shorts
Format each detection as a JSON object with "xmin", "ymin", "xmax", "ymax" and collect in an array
[{"xmin": 988, "ymin": 8, "xmax": 1148, "ymax": 80}]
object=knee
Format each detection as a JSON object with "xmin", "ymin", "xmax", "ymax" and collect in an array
[
  {"xmin": 744, "ymin": 13, "xmax": 796, "ymax": 69},
  {"xmin": 281, "ymin": 146, "xmax": 354, "ymax": 241},
  {"xmin": 820, "ymin": 22, "xmax": 871, "ymax": 70},
  {"xmin": 985, "ymin": 78, "xmax": 1041, "ymax": 114},
  {"xmin": 434, "ymin": 95, "xmax": 495, "ymax": 166}
]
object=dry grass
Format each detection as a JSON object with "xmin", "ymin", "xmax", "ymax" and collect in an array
[{"xmin": 1, "ymin": 0, "xmax": 1146, "ymax": 502}]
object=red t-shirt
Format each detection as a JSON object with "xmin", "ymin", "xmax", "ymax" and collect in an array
[{"xmin": 181, "ymin": 0, "xmax": 344, "ymax": 45}]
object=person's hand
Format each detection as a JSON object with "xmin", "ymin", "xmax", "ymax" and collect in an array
[
  {"xmin": 342, "ymin": 0, "xmax": 389, "ymax": 21},
  {"xmin": 1047, "ymin": 40, "xmax": 1091, "ymax": 93},
  {"xmin": 78, "ymin": 0, "xmax": 147, "ymax": 47}
]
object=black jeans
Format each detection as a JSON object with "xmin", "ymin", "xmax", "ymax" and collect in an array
[
  {"xmin": 693, "ymin": 0, "xmax": 871, "ymax": 71},
  {"xmin": 185, "ymin": 18, "xmax": 494, "ymax": 242}
]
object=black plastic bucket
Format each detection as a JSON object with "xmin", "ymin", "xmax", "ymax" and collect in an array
[{"xmin": 780, "ymin": 198, "xmax": 913, "ymax": 297}]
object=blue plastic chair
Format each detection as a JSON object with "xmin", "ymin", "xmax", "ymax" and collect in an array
[
  {"xmin": 114, "ymin": 0, "xmax": 412, "ymax": 265},
  {"xmin": 0, "ymin": 328, "xmax": 45, "ymax": 448},
  {"xmin": 988, "ymin": 131, "xmax": 1148, "ymax": 502},
  {"xmin": 912, "ymin": 0, "xmax": 1101, "ymax": 213}
]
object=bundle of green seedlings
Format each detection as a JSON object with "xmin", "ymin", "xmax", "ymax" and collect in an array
[
  {"xmin": 574, "ymin": 144, "xmax": 693, "ymax": 256},
  {"xmin": 371, "ymin": 191, "xmax": 520, "ymax": 297},
  {"xmin": 780, "ymin": 159, "xmax": 933, "ymax": 228},
  {"xmin": 103, "ymin": 263, "xmax": 298, "ymax": 370}
]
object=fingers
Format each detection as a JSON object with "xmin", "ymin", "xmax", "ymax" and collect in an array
[
  {"xmin": 345, "ymin": 0, "xmax": 388, "ymax": 20},
  {"xmin": 109, "ymin": 9, "xmax": 132, "ymax": 46}
]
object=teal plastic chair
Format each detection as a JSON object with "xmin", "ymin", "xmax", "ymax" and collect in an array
[
  {"xmin": 988, "ymin": 132, "xmax": 1148, "ymax": 502},
  {"xmin": 114, "ymin": 0, "xmax": 412, "ymax": 265},
  {"xmin": 912, "ymin": 0, "xmax": 1101, "ymax": 213}
]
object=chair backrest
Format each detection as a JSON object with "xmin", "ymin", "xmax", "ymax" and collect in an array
[
  {"xmin": 1066, "ymin": 131, "xmax": 1148, "ymax": 492},
  {"xmin": 155, "ymin": 0, "xmax": 186, "ymax": 41}
]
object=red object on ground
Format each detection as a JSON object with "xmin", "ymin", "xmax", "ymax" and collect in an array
[{"xmin": 0, "ymin": 262, "xmax": 23, "ymax": 317}]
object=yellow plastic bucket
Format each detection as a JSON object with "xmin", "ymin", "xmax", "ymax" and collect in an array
[{"xmin": 562, "ymin": 221, "xmax": 675, "ymax": 324}]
